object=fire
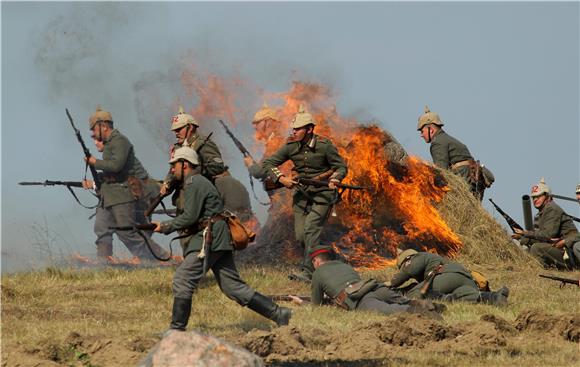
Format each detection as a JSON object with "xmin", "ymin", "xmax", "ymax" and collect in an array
[{"xmin": 173, "ymin": 69, "xmax": 462, "ymax": 269}]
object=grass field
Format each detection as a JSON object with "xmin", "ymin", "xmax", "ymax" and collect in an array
[{"xmin": 2, "ymin": 261, "xmax": 579, "ymax": 367}]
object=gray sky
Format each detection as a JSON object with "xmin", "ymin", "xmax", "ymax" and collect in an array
[{"xmin": 2, "ymin": 2, "xmax": 579, "ymax": 272}]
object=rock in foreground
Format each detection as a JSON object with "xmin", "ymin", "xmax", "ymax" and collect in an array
[{"xmin": 140, "ymin": 330, "xmax": 263, "ymax": 367}]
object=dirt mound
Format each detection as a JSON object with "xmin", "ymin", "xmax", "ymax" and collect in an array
[
  {"xmin": 515, "ymin": 309, "xmax": 580, "ymax": 342},
  {"xmin": 240, "ymin": 310, "xmax": 580, "ymax": 364}
]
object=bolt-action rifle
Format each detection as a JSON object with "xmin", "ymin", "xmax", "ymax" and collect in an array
[
  {"xmin": 66, "ymin": 108, "xmax": 101, "ymax": 191},
  {"xmin": 267, "ymin": 295, "xmax": 312, "ymax": 303},
  {"xmin": 539, "ymin": 274, "xmax": 579, "ymax": 288},
  {"xmin": 218, "ymin": 119, "xmax": 273, "ymax": 205},
  {"xmin": 145, "ymin": 133, "xmax": 214, "ymax": 217},
  {"xmin": 488, "ymin": 198, "xmax": 560, "ymax": 243},
  {"xmin": 110, "ymin": 223, "xmax": 157, "ymax": 231},
  {"xmin": 297, "ymin": 178, "xmax": 371, "ymax": 191},
  {"xmin": 19, "ymin": 180, "xmax": 83, "ymax": 188}
]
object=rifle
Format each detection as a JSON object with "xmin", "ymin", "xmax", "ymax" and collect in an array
[
  {"xmin": 19, "ymin": 180, "xmax": 83, "ymax": 188},
  {"xmin": 152, "ymin": 208, "xmax": 177, "ymax": 216},
  {"xmin": 552, "ymin": 194, "xmax": 578, "ymax": 203},
  {"xmin": 297, "ymin": 178, "xmax": 371, "ymax": 191},
  {"xmin": 539, "ymin": 274, "xmax": 579, "ymax": 287},
  {"xmin": 66, "ymin": 108, "xmax": 101, "ymax": 191},
  {"xmin": 489, "ymin": 198, "xmax": 562, "ymax": 243},
  {"xmin": 268, "ymin": 295, "xmax": 312, "ymax": 303},
  {"xmin": 109, "ymin": 223, "xmax": 157, "ymax": 231},
  {"xmin": 489, "ymin": 198, "xmax": 523, "ymax": 232},
  {"xmin": 218, "ymin": 119, "xmax": 270, "ymax": 205},
  {"xmin": 145, "ymin": 133, "xmax": 214, "ymax": 217}
]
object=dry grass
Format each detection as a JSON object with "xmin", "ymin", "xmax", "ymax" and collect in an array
[{"xmin": 2, "ymin": 264, "xmax": 579, "ymax": 367}]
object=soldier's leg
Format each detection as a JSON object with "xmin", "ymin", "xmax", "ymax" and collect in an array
[
  {"xmin": 432, "ymin": 273, "xmax": 480, "ymax": 302},
  {"xmin": 289, "ymin": 199, "xmax": 309, "ymax": 280},
  {"xmin": 573, "ymin": 242, "xmax": 580, "ymax": 267},
  {"xmin": 530, "ymin": 243, "xmax": 566, "ymax": 268},
  {"xmin": 110, "ymin": 201, "xmax": 154, "ymax": 260},
  {"xmin": 93, "ymin": 206, "xmax": 114, "ymax": 259},
  {"xmin": 170, "ymin": 250, "xmax": 206, "ymax": 330},
  {"xmin": 357, "ymin": 287, "xmax": 412, "ymax": 312},
  {"xmin": 212, "ymin": 251, "xmax": 291, "ymax": 326},
  {"xmin": 301, "ymin": 202, "xmax": 332, "ymax": 276}
]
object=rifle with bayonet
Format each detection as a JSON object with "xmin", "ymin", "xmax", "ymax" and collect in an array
[
  {"xmin": 66, "ymin": 108, "xmax": 101, "ymax": 191},
  {"xmin": 488, "ymin": 198, "xmax": 560, "ymax": 243},
  {"xmin": 539, "ymin": 274, "xmax": 579, "ymax": 287},
  {"xmin": 19, "ymin": 180, "xmax": 84, "ymax": 188},
  {"xmin": 109, "ymin": 223, "xmax": 157, "ymax": 231},
  {"xmin": 145, "ymin": 133, "xmax": 214, "ymax": 217},
  {"xmin": 218, "ymin": 119, "xmax": 273, "ymax": 205}
]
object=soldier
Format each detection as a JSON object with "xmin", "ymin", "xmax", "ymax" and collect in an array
[
  {"xmin": 289, "ymin": 249, "xmax": 444, "ymax": 318},
  {"xmin": 83, "ymin": 107, "xmax": 168, "ymax": 261},
  {"xmin": 243, "ymin": 103, "xmax": 287, "ymax": 181},
  {"xmin": 151, "ymin": 147, "xmax": 291, "ymax": 330},
  {"xmin": 417, "ymin": 106, "xmax": 492, "ymax": 201},
  {"xmin": 388, "ymin": 249, "xmax": 509, "ymax": 306},
  {"xmin": 512, "ymin": 178, "xmax": 580, "ymax": 269},
  {"xmin": 262, "ymin": 105, "xmax": 348, "ymax": 282},
  {"xmin": 160, "ymin": 107, "xmax": 255, "ymax": 223},
  {"xmin": 576, "ymin": 183, "xmax": 580, "ymax": 204}
]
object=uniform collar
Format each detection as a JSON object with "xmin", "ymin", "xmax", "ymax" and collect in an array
[
  {"xmin": 301, "ymin": 134, "xmax": 317, "ymax": 149},
  {"xmin": 104, "ymin": 129, "xmax": 119, "ymax": 143}
]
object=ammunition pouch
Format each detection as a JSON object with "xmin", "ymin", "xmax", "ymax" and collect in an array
[{"xmin": 334, "ymin": 279, "xmax": 379, "ymax": 310}]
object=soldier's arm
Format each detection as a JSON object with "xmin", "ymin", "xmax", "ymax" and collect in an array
[
  {"xmin": 94, "ymin": 138, "xmax": 131, "ymax": 173},
  {"xmin": 325, "ymin": 142, "xmax": 348, "ymax": 180},
  {"xmin": 199, "ymin": 140, "xmax": 226, "ymax": 177},
  {"xmin": 430, "ymin": 141, "xmax": 450, "ymax": 169},
  {"xmin": 248, "ymin": 162, "xmax": 267, "ymax": 179},
  {"xmin": 389, "ymin": 270, "xmax": 412, "ymax": 288},
  {"xmin": 310, "ymin": 275, "xmax": 324, "ymax": 305},
  {"xmin": 262, "ymin": 145, "xmax": 291, "ymax": 183},
  {"xmin": 160, "ymin": 181, "xmax": 203, "ymax": 234}
]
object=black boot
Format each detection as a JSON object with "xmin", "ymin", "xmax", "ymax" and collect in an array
[
  {"xmin": 247, "ymin": 293, "xmax": 292, "ymax": 326},
  {"xmin": 478, "ymin": 286, "xmax": 509, "ymax": 307},
  {"xmin": 170, "ymin": 297, "xmax": 192, "ymax": 331}
]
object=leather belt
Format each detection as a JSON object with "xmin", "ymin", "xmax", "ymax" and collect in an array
[{"xmin": 450, "ymin": 160, "xmax": 474, "ymax": 170}]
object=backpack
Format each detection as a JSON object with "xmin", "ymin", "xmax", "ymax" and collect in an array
[{"xmin": 470, "ymin": 270, "xmax": 490, "ymax": 291}]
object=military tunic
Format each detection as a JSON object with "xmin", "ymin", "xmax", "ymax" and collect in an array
[
  {"xmin": 390, "ymin": 252, "xmax": 480, "ymax": 302},
  {"xmin": 312, "ymin": 261, "xmax": 410, "ymax": 314},
  {"xmin": 429, "ymin": 130, "xmax": 484, "ymax": 200},
  {"xmin": 92, "ymin": 129, "xmax": 163, "ymax": 260},
  {"xmin": 165, "ymin": 133, "xmax": 254, "ymax": 220},
  {"xmin": 522, "ymin": 201, "xmax": 580, "ymax": 268},
  {"xmin": 161, "ymin": 172, "xmax": 254, "ymax": 303},
  {"xmin": 262, "ymin": 135, "xmax": 348, "ymax": 275}
]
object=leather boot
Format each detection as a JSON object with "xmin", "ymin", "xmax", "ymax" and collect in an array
[
  {"xmin": 247, "ymin": 293, "xmax": 292, "ymax": 326},
  {"xmin": 170, "ymin": 297, "xmax": 192, "ymax": 330},
  {"xmin": 478, "ymin": 286, "xmax": 509, "ymax": 306}
]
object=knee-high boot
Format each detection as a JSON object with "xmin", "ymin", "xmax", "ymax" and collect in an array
[
  {"xmin": 247, "ymin": 292, "xmax": 292, "ymax": 326},
  {"xmin": 170, "ymin": 297, "xmax": 192, "ymax": 331}
]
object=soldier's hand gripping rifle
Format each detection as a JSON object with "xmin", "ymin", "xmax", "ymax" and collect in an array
[
  {"xmin": 489, "ymin": 198, "xmax": 561, "ymax": 244},
  {"xmin": 539, "ymin": 274, "xmax": 579, "ymax": 288},
  {"xmin": 66, "ymin": 108, "xmax": 101, "ymax": 191},
  {"xmin": 297, "ymin": 178, "xmax": 371, "ymax": 191},
  {"xmin": 218, "ymin": 119, "xmax": 270, "ymax": 205},
  {"xmin": 145, "ymin": 133, "xmax": 214, "ymax": 217}
]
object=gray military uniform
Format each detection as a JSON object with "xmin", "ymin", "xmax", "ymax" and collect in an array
[
  {"xmin": 93, "ymin": 129, "xmax": 166, "ymax": 260},
  {"xmin": 161, "ymin": 172, "xmax": 254, "ymax": 303},
  {"xmin": 312, "ymin": 260, "xmax": 411, "ymax": 314},
  {"xmin": 430, "ymin": 130, "xmax": 485, "ymax": 200},
  {"xmin": 390, "ymin": 252, "xmax": 481, "ymax": 302},
  {"xmin": 521, "ymin": 201, "xmax": 580, "ymax": 269}
]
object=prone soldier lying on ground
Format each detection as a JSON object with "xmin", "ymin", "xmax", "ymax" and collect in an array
[
  {"xmin": 288, "ymin": 249, "xmax": 446, "ymax": 318},
  {"xmin": 388, "ymin": 249, "xmax": 509, "ymax": 306}
]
